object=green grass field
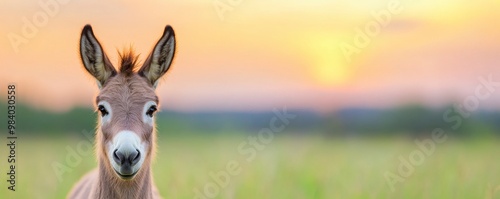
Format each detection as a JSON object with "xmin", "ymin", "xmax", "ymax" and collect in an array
[{"xmin": 1, "ymin": 135, "xmax": 500, "ymax": 199}]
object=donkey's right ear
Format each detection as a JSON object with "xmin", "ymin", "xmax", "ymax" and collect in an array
[{"xmin": 80, "ymin": 24, "xmax": 116, "ymax": 88}]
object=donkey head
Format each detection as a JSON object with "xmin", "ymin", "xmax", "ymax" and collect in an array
[{"xmin": 79, "ymin": 25, "xmax": 175, "ymax": 180}]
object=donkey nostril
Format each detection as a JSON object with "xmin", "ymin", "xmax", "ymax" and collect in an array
[
  {"xmin": 113, "ymin": 149, "xmax": 125, "ymax": 165},
  {"xmin": 129, "ymin": 149, "xmax": 141, "ymax": 166}
]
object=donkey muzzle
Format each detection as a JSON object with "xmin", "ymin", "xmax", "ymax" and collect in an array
[{"xmin": 108, "ymin": 131, "xmax": 145, "ymax": 179}]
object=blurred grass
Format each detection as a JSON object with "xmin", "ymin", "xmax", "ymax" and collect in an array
[{"xmin": 1, "ymin": 134, "xmax": 500, "ymax": 199}]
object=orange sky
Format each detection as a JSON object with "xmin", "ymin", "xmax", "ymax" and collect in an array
[{"xmin": 1, "ymin": 0, "xmax": 500, "ymax": 112}]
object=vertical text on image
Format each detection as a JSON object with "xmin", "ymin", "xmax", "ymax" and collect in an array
[{"xmin": 6, "ymin": 84, "xmax": 17, "ymax": 191}]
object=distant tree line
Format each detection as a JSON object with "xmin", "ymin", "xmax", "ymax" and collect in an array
[{"xmin": 1, "ymin": 102, "xmax": 499, "ymax": 138}]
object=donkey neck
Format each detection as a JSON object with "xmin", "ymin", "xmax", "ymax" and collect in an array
[{"xmin": 94, "ymin": 155, "xmax": 154, "ymax": 199}]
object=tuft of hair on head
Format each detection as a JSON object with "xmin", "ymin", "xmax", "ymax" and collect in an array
[{"xmin": 118, "ymin": 47, "xmax": 139, "ymax": 76}]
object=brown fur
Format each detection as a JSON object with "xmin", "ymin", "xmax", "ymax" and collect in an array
[
  {"xmin": 69, "ymin": 24, "xmax": 175, "ymax": 199},
  {"xmin": 68, "ymin": 71, "xmax": 161, "ymax": 199}
]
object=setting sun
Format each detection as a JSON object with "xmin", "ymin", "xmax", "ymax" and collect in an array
[
  {"xmin": 313, "ymin": 56, "xmax": 351, "ymax": 86},
  {"xmin": 305, "ymin": 32, "xmax": 353, "ymax": 86}
]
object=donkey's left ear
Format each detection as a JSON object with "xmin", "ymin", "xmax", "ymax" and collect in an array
[{"xmin": 139, "ymin": 25, "xmax": 176, "ymax": 88}]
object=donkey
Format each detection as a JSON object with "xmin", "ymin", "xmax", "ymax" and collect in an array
[{"xmin": 67, "ymin": 24, "xmax": 176, "ymax": 199}]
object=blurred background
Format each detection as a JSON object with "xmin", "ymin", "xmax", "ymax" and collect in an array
[{"xmin": 1, "ymin": 0, "xmax": 500, "ymax": 198}]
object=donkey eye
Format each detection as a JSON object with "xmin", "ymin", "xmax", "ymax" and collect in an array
[
  {"xmin": 146, "ymin": 105, "xmax": 157, "ymax": 117},
  {"xmin": 98, "ymin": 105, "xmax": 109, "ymax": 116}
]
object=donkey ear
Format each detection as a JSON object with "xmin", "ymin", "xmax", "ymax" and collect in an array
[
  {"xmin": 139, "ymin": 25, "xmax": 176, "ymax": 88},
  {"xmin": 80, "ymin": 24, "xmax": 116, "ymax": 88}
]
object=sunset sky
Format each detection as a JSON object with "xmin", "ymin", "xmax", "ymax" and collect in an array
[{"xmin": 1, "ymin": 0, "xmax": 500, "ymax": 112}]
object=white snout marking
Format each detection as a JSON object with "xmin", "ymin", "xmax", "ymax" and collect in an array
[{"xmin": 107, "ymin": 131, "xmax": 147, "ymax": 175}]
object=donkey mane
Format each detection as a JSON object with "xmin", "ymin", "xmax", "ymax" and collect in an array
[{"xmin": 118, "ymin": 48, "xmax": 139, "ymax": 76}]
